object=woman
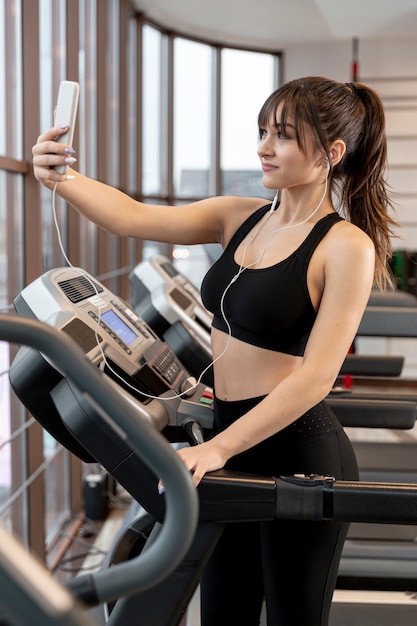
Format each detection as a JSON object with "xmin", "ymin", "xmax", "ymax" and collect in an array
[{"xmin": 33, "ymin": 76, "xmax": 397, "ymax": 625}]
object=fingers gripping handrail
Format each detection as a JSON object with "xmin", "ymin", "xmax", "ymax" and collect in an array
[{"xmin": 0, "ymin": 314, "xmax": 198, "ymax": 604}]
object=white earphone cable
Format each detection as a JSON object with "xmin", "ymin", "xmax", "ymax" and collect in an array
[
  {"xmin": 52, "ymin": 184, "xmax": 198, "ymax": 401},
  {"xmin": 51, "ymin": 167, "xmax": 330, "ymax": 402}
]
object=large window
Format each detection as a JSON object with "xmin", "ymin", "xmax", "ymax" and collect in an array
[
  {"xmin": 221, "ymin": 48, "xmax": 277, "ymax": 197},
  {"xmin": 39, "ymin": 0, "xmax": 66, "ymax": 271},
  {"xmin": 36, "ymin": 0, "xmax": 71, "ymax": 544},
  {"xmin": 142, "ymin": 29, "xmax": 281, "ymax": 283},
  {"xmin": 0, "ymin": 0, "xmax": 281, "ymax": 563},
  {"xmin": 0, "ymin": 0, "xmax": 8, "ymax": 520},
  {"xmin": 173, "ymin": 38, "xmax": 212, "ymax": 199},
  {"xmin": 0, "ymin": 0, "xmax": 25, "ymax": 540},
  {"xmin": 142, "ymin": 24, "xmax": 163, "ymax": 197}
]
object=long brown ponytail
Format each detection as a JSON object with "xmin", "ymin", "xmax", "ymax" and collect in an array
[{"xmin": 258, "ymin": 76, "xmax": 399, "ymax": 289}]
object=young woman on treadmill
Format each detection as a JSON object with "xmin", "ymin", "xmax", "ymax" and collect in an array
[{"xmin": 33, "ymin": 76, "xmax": 397, "ymax": 626}]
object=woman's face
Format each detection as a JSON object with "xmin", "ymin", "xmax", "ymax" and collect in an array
[{"xmin": 257, "ymin": 104, "xmax": 323, "ymax": 191}]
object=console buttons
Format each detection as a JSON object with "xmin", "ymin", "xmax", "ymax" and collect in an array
[{"xmin": 200, "ymin": 388, "xmax": 214, "ymax": 405}]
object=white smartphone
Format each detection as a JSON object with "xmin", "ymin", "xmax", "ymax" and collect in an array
[{"xmin": 54, "ymin": 80, "xmax": 79, "ymax": 174}]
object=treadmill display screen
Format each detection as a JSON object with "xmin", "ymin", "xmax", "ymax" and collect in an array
[{"xmin": 101, "ymin": 310, "xmax": 137, "ymax": 345}]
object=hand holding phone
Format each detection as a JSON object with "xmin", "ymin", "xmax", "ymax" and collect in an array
[{"xmin": 54, "ymin": 80, "xmax": 79, "ymax": 174}]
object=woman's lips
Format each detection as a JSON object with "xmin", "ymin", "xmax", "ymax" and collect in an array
[{"xmin": 261, "ymin": 163, "xmax": 277, "ymax": 172}]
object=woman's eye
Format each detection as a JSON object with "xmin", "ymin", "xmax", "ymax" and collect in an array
[{"xmin": 277, "ymin": 129, "xmax": 290, "ymax": 139}]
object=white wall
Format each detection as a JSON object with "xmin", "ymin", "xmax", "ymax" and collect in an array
[
  {"xmin": 284, "ymin": 38, "xmax": 417, "ymax": 82},
  {"xmin": 285, "ymin": 38, "xmax": 417, "ymax": 378},
  {"xmin": 284, "ymin": 40, "xmax": 353, "ymax": 82}
]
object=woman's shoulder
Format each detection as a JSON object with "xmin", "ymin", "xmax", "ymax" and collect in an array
[
  {"xmin": 215, "ymin": 196, "xmax": 272, "ymax": 246},
  {"xmin": 196, "ymin": 195, "xmax": 270, "ymax": 229},
  {"xmin": 209, "ymin": 195, "xmax": 270, "ymax": 215},
  {"xmin": 331, "ymin": 216, "xmax": 374, "ymax": 245},
  {"xmin": 325, "ymin": 216, "xmax": 375, "ymax": 265}
]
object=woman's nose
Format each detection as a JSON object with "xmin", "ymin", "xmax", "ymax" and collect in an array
[{"xmin": 257, "ymin": 136, "xmax": 272, "ymax": 157}]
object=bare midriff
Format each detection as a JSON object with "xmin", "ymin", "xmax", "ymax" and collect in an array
[{"xmin": 210, "ymin": 328, "xmax": 302, "ymax": 401}]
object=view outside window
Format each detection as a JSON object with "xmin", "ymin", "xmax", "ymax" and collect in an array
[
  {"xmin": 0, "ymin": 0, "xmax": 13, "ymax": 532},
  {"xmin": 221, "ymin": 48, "xmax": 277, "ymax": 199},
  {"xmin": 0, "ymin": 0, "xmax": 8, "ymax": 516},
  {"xmin": 173, "ymin": 38, "xmax": 212, "ymax": 199},
  {"xmin": 38, "ymin": 0, "xmax": 70, "ymax": 542},
  {"xmin": 170, "ymin": 45, "xmax": 278, "ymax": 283},
  {"xmin": 0, "ymin": 159, "xmax": 9, "ymax": 517},
  {"xmin": 39, "ymin": 0, "xmax": 67, "ymax": 242},
  {"xmin": 142, "ymin": 25, "xmax": 163, "ymax": 196}
]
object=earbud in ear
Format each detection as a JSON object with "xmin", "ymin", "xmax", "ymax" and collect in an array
[{"xmin": 324, "ymin": 155, "xmax": 332, "ymax": 171}]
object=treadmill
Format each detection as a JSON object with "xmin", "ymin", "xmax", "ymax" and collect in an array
[
  {"xmin": 7, "ymin": 269, "xmax": 417, "ymax": 625},
  {"xmin": 130, "ymin": 255, "xmax": 213, "ymax": 385},
  {"xmin": 0, "ymin": 313, "xmax": 199, "ymax": 626}
]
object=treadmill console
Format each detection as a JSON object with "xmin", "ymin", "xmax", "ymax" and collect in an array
[
  {"xmin": 13, "ymin": 267, "xmax": 214, "ymax": 429},
  {"xmin": 16, "ymin": 268, "xmax": 187, "ymax": 395}
]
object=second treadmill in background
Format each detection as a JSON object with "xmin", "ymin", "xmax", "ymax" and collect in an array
[{"xmin": 130, "ymin": 255, "xmax": 214, "ymax": 386}]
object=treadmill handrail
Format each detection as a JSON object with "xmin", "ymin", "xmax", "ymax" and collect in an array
[
  {"xmin": 326, "ymin": 396, "xmax": 417, "ymax": 429},
  {"xmin": 0, "ymin": 314, "xmax": 198, "ymax": 604},
  {"xmin": 275, "ymin": 475, "xmax": 417, "ymax": 524},
  {"xmin": 339, "ymin": 354, "xmax": 404, "ymax": 377},
  {"xmin": 358, "ymin": 306, "xmax": 417, "ymax": 337},
  {"xmin": 0, "ymin": 523, "xmax": 99, "ymax": 626},
  {"xmin": 196, "ymin": 471, "xmax": 417, "ymax": 525}
]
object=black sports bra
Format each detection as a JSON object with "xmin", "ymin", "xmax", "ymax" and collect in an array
[{"xmin": 201, "ymin": 204, "xmax": 343, "ymax": 356}]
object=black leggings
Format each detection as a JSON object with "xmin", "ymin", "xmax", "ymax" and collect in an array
[{"xmin": 200, "ymin": 396, "xmax": 359, "ymax": 626}]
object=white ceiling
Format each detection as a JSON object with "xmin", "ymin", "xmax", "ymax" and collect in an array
[{"xmin": 132, "ymin": 0, "xmax": 417, "ymax": 50}]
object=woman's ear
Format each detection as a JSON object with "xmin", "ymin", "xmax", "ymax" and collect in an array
[{"xmin": 328, "ymin": 139, "xmax": 346, "ymax": 167}]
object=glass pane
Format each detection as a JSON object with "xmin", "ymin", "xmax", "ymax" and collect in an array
[
  {"xmin": 0, "ymin": 194, "xmax": 8, "ymax": 516},
  {"xmin": 0, "ymin": 0, "xmax": 17, "ymax": 533},
  {"xmin": 173, "ymin": 38, "xmax": 211, "ymax": 198},
  {"xmin": 142, "ymin": 25, "xmax": 162, "ymax": 196},
  {"xmin": 79, "ymin": 0, "xmax": 98, "ymax": 274},
  {"xmin": 107, "ymin": 0, "xmax": 119, "ymax": 187},
  {"xmin": 44, "ymin": 444, "xmax": 68, "ymax": 543},
  {"xmin": 39, "ymin": 0, "xmax": 67, "ymax": 270},
  {"xmin": 0, "ymin": 351, "xmax": 10, "ymax": 521},
  {"xmin": 79, "ymin": 0, "xmax": 98, "ymax": 180},
  {"xmin": 39, "ymin": 0, "xmax": 70, "ymax": 541},
  {"xmin": 220, "ymin": 49, "xmax": 276, "ymax": 198},
  {"xmin": 127, "ymin": 17, "xmax": 138, "ymax": 193},
  {"xmin": 0, "ymin": 0, "xmax": 4, "ymax": 156},
  {"xmin": 0, "ymin": 172, "xmax": 10, "ymax": 519}
]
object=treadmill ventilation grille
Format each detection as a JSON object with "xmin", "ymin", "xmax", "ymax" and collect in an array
[{"xmin": 58, "ymin": 276, "xmax": 104, "ymax": 303}]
